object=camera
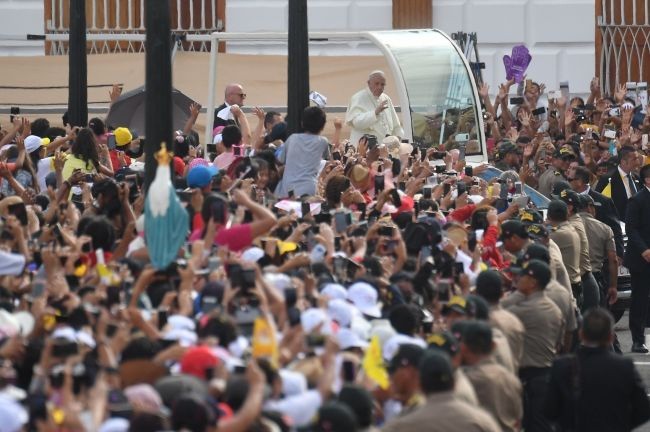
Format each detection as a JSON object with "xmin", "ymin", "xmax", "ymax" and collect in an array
[{"xmin": 364, "ymin": 134, "xmax": 378, "ymax": 149}]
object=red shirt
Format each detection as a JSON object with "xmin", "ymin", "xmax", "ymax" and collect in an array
[
  {"xmin": 109, "ymin": 149, "xmax": 132, "ymax": 172},
  {"xmin": 189, "ymin": 224, "xmax": 253, "ymax": 252},
  {"xmin": 173, "ymin": 156, "xmax": 185, "ymax": 177}
]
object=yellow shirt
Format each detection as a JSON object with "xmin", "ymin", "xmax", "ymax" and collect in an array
[{"xmin": 61, "ymin": 154, "xmax": 97, "ymax": 181}]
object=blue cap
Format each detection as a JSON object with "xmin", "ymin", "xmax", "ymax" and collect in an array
[{"xmin": 187, "ymin": 165, "xmax": 218, "ymax": 188}]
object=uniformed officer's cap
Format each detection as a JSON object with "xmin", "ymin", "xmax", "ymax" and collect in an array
[
  {"xmin": 550, "ymin": 180, "xmax": 572, "ymax": 197},
  {"xmin": 526, "ymin": 223, "xmax": 549, "ymax": 240},
  {"xmin": 441, "ymin": 295, "xmax": 468, "ymax": 316},
  {"xmin": 523, "ymin": 243, "xmax": 550, "ymax": 264},
  {"xmin": 554, "ymin": 188, "xmax": 581, "ymax": 207},
  {"xmin": 387, "ymin": 343, "xmax": 425, "ymax": 374},
  {"xmin": 553, "ymin": 146, "xmax": 577, "ymax": 159},
  {"xmin": 465, "ymin": 295, "xmax": 490, "ymax": 320},
  {"xmin": 426, "ymin": 331, "xmax": 459, "ymax": 356},
  {"xmin": 519, "ymin": 208, "xmax": 543, "ymax": 224},
  {"xmin": 499, "ymin": 220, "xmax": 529, "ymax": 241},
  {"xmin": 455, "ymin": 321, "xmax": 493, "ymax": 355},
  {"xmin": 498, "ymin": 141, "xmax": 520, "ymax": 156},
  {"xmin": 418, "ymin": 350, "xmax": 454, "ymax": 393},
  {"xmin": 510, "ymin": 259, "xmax": 552, "ymax": 287},
  {"xmin": 579, "ymin": 193, "xmax": 601, "ymax": 209}
]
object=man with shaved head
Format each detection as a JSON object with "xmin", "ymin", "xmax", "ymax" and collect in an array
[
  {"xmin": 213, "ymin": 82, "xmax": 247, "ymax": 129},
  {"xmin": 345, "ymin": 70, "xmax": 403, "ymax": 147}
]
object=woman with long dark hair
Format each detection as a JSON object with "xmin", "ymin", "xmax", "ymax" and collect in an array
[{"xmin": 62, "ymin": 128, "xmax": 113, "ymax": 180}]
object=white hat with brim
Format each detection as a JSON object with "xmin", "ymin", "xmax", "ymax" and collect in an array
[
  {"xmin": 301, "ymin": 308, "xmax": 330, "ymax": 334},
  {"xmin": 337, "ymin": 327, "xmax": 369, "ymax": 350},
  {"xmin": 382, "ymin": 334, "xmax": 427, "ymax": 362},
  {"xmin": 320, "ymin": 283, "xmax": 347, "ymax": 301},
  {"xmin": 347, "ymin": 282, "xmax": 382, "ymax": 318}
]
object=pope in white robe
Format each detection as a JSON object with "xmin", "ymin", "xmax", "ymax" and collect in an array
[{"xmin": 344, "ymin": 70, "xmax": 404, "ymax": 148}]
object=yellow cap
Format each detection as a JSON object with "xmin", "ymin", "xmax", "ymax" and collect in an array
[{"xmin": 114, "ymin": 127, "xmax": 133, "ymax": 146}]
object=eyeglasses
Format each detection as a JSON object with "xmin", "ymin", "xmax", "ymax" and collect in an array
[{"xmin": 236, "ymin": 93, "xmax": 247, "ymax": 98}]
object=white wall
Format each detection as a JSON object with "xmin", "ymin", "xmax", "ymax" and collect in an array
[
  {"xmin": 226, "ymin": 0, "xmax": 596, "ymax": 94},
  {"xmin": 0, "ymin": 0, "xmax": 596, "ymax": 94},
  {"xmin": 0, "ymin": 0, "xmax": 44, "ymax": 56},
  {"xmin": 432, "ymin": 0, "xmax": 595, "ymax": 95}
]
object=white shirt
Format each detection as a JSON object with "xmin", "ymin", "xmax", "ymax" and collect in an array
[
  {"xmin": 264, "ymin": 390, "xmax": 322, "ymax": 427},
  {"xmin": 618, "ymin": 165, "xmax": 635, "ymax": 197}
]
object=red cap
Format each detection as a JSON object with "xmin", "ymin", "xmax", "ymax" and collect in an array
[
  {"xmin": 180, "ymin": 346, "xmax": 220, "ymax": 380},
  {"xmin": 391, "ymin": 193, "xmax": 415, "ymax": 217}
]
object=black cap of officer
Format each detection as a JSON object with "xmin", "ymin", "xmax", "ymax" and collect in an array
[
  {"xmin": 510, "ymin": 259, "xmax": 552, "ymax": 287},
  {"xmin": 518, "ymin": 208, "xmax": 543, "ymax": 224},
  {"xmin": 387, "ymin": 343, "xmax": 425, "ymax": 374},
  {"xmin": 522, "ymin": 243, "xmax": 550, "ymax": 264},
  {"xmin": 551, "ymin": 180, "xmax": 572, "ymax": 197},
  {"xmin": 499, "ymin": 220, "xmax": 529, "ymax": 241}
]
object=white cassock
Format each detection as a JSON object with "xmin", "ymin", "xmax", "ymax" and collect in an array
[{"xmin": 344, "ymin": 87, "xmax": 404, "ymax": 148}]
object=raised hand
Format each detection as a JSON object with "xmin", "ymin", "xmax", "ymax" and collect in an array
[
  {"xmin": 564, "ymin": 109, "xmax": 575, "ymax": 127},
  {"xmin": 523, "ymin": 143, "xmax": 534, "ymax": 159},
  {"xmin": 622, "ymin": 106, "xmax": 634, "ymax": 130},
  {"xmin": 615, "ymin": 83, "xmax": 626, "ymax": 103},
  {"xmin": 374, "ymin": 100, "xmax": 389, "ymax": 115},
  {"xmin": 497, "ymin": 84, "xmax": 508, "ymax": 102},
  {"xmin": 109, "ymin": 84, "xmax": 123, "ymax": 103},
  {"xmin": 479, "ymin": 83, "xmax": 490, "ymax": 100},
  {"xmin": 189, "ymin": 102, "xmax": 202, "ymax": 118},
  {"xmin": 506, "ymin": 127, "xmax": 519, "ymax": 142},
  {"xmin": 20, "ymin": 118, "xmax": 31, "ymax": 139},
  {"xmin": 590, "ymin": 77, "xmax": 601, "ymax": 96},
  {"xmin": 230, "ymin": 104, "xmax": 242, "ymax": 118}
]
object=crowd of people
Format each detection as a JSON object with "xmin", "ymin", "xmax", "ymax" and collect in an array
[{"xmin": 0, "ymin": 68, "xmax": 649, "ymax": 432}]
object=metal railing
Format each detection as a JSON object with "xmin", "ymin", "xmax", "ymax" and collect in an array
[
  {"xmin": 44, "ymin": 0, "xmax": 223, "ymax": 55},
  {"xmin": 597, "ymin": 0, "xmax": 650, "ymax": 95}
]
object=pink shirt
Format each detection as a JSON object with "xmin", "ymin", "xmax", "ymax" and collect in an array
[
  {"xmin": 214, "ymin": 152, "xmax": 235, "ymax": 170},
  {"xmin": 189, "ymin": 223, "xmax": 253, "ymax": 252}
]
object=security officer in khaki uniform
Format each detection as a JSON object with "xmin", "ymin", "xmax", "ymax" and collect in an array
[
  {"xmin": 494, "ymin": 141, "xmax": 521, "ymax": 172},
  {"xmin": 386, "ymin": 344, "xmax": 425, "ymax": 417},
  {"xmin": 526, "ymin": 222, "xmax": 573, "ymax": 294},
  {"xmin": 537, "ymin": 147, "xmax": 574, "ymax": 198},
  {"xmin": 382, "ymin": 350, "xmax": 501, "ymax": 432},
  {"xmin": 443, "ymin": 295, "xmax": 516, "ymax": 374},
  {"xmin": 547, "ymin": 200, "xmax": 582, "ymax": 307},
  {"xmin": 578, "ymin": 194, "xmax": 618, "ymax": 306},
  {"xmin": 502, "ymin": 244, "xmax": 577, "ymax": 353},
  {"xmin": 458, "ymin": 321, "xmax": 523, "ymax": 432},
  {"xmin": 504, "ymin": 259, "xmax": 563, "ymax": 432},
  {"xmin": 555, "ymin": 188, "xmax": 600, "ymax": 311},
  {"xmin": 520, "ymin": 209, "xmax": 573, "ymax": 293},
  {"xmin": 475, "ymin": 270, "xmax": 525, "ymax": 371}
]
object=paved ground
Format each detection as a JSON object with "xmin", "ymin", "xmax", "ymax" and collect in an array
[{"xmin": 615, "ymin": 312, "xmax": 650, "ymax": 431}]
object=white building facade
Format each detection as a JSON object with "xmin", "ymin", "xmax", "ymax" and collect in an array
[{"xmin": 0, "ymin": 0, "xmax": 595, "ymax": 93}]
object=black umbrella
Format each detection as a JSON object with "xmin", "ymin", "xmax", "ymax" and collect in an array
[{"xmin": 105, "ymin": 85, "xmax": 195, "ymax": 134}]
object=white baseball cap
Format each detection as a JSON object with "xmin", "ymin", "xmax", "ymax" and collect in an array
[
  {"xmin": 327, "ymin": 299, "xmax": 353, "ymax": 328},
  {"xmin": 320, "ymin": 283, "xmax": 347, "ymax": 301},
  {"xmin": 301, "ymin": 308, "xmax": 330, "ymax": 334},
  {"xmin": 347, "ymin": 282, "xmax": 381, "ymax": 318},
  {"xmin": 337, "ymin": 327, "xmax": 369, "ymax": 350},
  {"xmin": 382, "ymin": 334, "xmax": 426, "ymax": 362},
  {"xmin": 242, "ymin": 247, "xmax": 265, "ymax": 263},
  {"xmin": 279, "ymin": 369, "xmax": 307, "ymax": 397}
]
